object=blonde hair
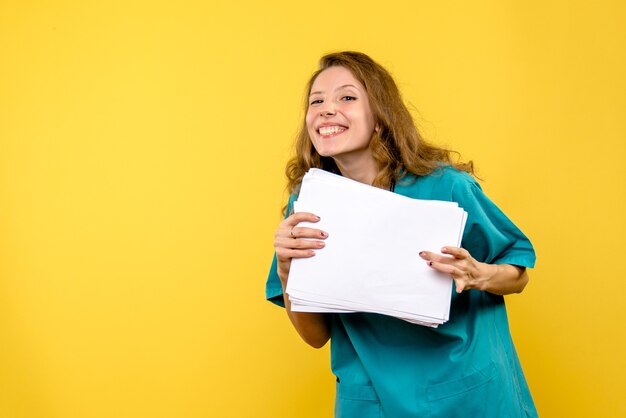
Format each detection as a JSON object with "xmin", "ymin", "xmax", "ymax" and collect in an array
[{"xmin": 286, "ymin": 51, "xmax": 473, "ymax": 200}]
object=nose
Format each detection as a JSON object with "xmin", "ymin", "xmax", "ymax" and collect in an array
[{"xmin": 319, "ymin": 104, "xmax": 336, "ymax": 117}]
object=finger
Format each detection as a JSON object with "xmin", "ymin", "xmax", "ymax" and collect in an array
[
  {"xmin": 274, "ymin": 236, "xmax": 326, "ymax": 250},
  {"xmin": 276, "ymin": 248, "xmax": 317, "ymax": 260},
  {"xmin": 427, "ymin": 261, "xmax": 468, "ymax": 293},
  {"xmin": 284, "ymin": 212, "xmax": 321, "ymax": 227},
  {"xmin": 441, "ymin": 246, "xmax": 469, "ymax": 259},
  {"xmin": 453, "ymin": 278, "xmax": 466, "ymax": 293},
  {"xmin": 426, "ymin": 260, "xmax": 463, "ymax": 277},
  {"xmin": 418, "ymin": 251, "xmax": 431, "ymax": 259},
  {"xmin": 289, "ymin": 226, "xmax": 328, "ymax": 240},
  {"xmin": 419, "ymin": 251, "xmax": 456, "ymax": 265},
  {"xmin": 426, "ymin": 261, "xmax": 456, "ymax": 275}
]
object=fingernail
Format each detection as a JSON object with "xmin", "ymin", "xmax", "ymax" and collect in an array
[
  {"xmin": 314, "ymin": 215, "xmax": 321, "ymax": 220},
  {"xmin": 419, "ymin": 251, "xmax": 425, "ymax": 257},
  {"xmin": 441, "ymin": 247, "xmax": 447, "ymax": 253},
  {"xmin": 321, "ymin": 232, "xmax": 328, "ymax": 238},
  {"xmin": 428, "ymin": 261, "xmax": 433, "ymax": 267}
]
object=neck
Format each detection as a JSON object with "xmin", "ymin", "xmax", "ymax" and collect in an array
[{"xmin": 334, "ymin": 154, "xmax": 378, "ymax": 186}]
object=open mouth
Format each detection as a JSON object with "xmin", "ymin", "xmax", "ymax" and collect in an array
[{"xmin": 318, "ymin": 125, "xmax": 347, "ymax": 137}]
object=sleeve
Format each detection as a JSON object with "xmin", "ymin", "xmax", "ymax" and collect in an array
[
  {"xmin": 265, "ymin": 193, "xmax": 298, "ymax": 308},
  {"xmin": 452, "ymin": 175, "xmax": 536, "ymax": 268},
  {"xmin": 265, "ymin": 254, "xmax": 285, "ymax": 307}
]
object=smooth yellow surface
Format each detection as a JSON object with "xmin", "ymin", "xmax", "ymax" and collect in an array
[{"xmin": 1, "ymin": 1, "xmax": 624, "ymax": 417}]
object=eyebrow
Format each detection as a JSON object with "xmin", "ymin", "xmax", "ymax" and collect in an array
[{"xmin": 309, "ymin": 84, "xmax": 359, "ymax": 97}]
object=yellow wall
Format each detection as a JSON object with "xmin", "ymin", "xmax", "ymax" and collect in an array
[{"xmin": 1, "ymin": 1, "xmax": 624, "ymax": 417}]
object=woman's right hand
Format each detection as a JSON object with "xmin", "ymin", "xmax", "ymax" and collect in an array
[
  {"xmin": 273, "ymin": 211, "xmax": 331, "ymax": 348},
  {"xmin": 273, "ymin": 212, "xmax": 328, "ymax": 286}
]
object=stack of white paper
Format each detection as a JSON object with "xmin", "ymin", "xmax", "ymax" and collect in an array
[{"xmin": 286, "ymin": 169, "xmax": 467, "ymax": 327}]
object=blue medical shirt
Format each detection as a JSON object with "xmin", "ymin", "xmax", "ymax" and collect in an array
[{"xmin": 266, "ymin": 167, "xmax": 538, "ymax": 418}]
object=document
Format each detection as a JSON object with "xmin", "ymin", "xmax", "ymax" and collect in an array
[{"xmin": 285, "ymin": 169, "xmax": 467, "ymax": 327}]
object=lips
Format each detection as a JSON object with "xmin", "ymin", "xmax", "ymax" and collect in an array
[{"xmin": 318, "ymin": 125, "xmax": 347, "ymax": 137}]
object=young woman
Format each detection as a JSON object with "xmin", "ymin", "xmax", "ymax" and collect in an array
[{"xmin": 266, "ymin": 51, "xmax": 537, "ymax": 418}]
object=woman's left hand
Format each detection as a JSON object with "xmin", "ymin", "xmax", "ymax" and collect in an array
[
  {"xmin": 419, "ymin": 247, "xmax": 529, "ymax": 295},
  {"xmin": 419, "ymin": 247, "xmax": 495, "ymax": 293}
]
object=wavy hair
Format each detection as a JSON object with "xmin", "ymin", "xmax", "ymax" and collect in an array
[{"xmin": 285, "ymin": 51, "xmax": 473, "ymax": 200}]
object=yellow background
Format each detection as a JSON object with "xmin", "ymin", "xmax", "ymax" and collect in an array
[{"xmin": 1, "ymin": 1, "xmax": 624, "ymax": 417}]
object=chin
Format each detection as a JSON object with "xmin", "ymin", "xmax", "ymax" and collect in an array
[
  {"xmin": 315, "ymin": 147, "xmax": 342, "ymax": 159},
  {"xmin": 312, "ymin": 144, "xmax": 336, "ymax": 158}
]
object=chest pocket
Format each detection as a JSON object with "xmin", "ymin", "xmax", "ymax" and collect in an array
[{"xmin": 335, "ymin": 381, "xmax": 384, "ymax": 418}]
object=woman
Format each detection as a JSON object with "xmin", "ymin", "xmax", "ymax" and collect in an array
[{"xmin": 266, "ymin": 51, "xmax": 537, "ymax": 417}]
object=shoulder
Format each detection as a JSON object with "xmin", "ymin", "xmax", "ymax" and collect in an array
[
  {"xmin": 433, "ymin": 165, "xmax": 478, "ymax": 186},
  {"xmin": 396, "ymin": 165, "xmax": 480, "ymax": 201},
  {"xmin": 403, "ymin": 165, "xmax": 477, "ymax": 186}
]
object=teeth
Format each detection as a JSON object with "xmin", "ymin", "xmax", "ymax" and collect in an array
[{"xmin": 319, "ymin": 126, "xmax": 346, "ymax": 136}]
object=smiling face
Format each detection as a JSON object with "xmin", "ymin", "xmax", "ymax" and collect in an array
[{"xmin": 306, "ymin": 66, "xmax": 377, "ymax": 167}]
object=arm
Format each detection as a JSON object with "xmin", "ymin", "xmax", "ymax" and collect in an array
[
  {"xmin": 274, "ymin": 212, "xmax": 331, "ymax": 348},
  {"xmin": 419, "ymin": 246, "xmax": 530, "ymax": 295}
]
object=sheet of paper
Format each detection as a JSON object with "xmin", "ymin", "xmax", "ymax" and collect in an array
[{"xmin": 285, "ymin": 169, "xmax": 466, "ymax": 327}]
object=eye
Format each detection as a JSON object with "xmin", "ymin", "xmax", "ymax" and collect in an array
[
  {"xmin": 341, "ymin": 95, "xmax": 357, "ymax": 101},
  {"xmin": 310, "ymin": 99, "xmax": 323, "ymax": 106}
]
